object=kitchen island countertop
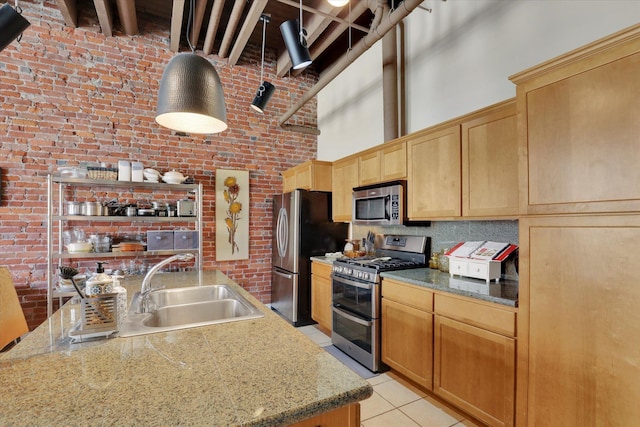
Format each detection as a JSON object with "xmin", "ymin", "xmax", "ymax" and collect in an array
[{"xmin": 0, "ymin": 270, "xmax": 372, "ymax": 426}]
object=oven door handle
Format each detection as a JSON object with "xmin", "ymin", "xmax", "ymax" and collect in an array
[
  {"xmin": 332, "ymin": 306, "xmax": 373, "ymax": 327},
  {"xmin": 331, "ymin": 274, "xmax": 374, "ymax": 290}
]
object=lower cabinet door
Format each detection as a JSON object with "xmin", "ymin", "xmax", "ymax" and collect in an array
[
  {"xmin": 311, "ymin": 269, "xmax": 332, "ymax": 331},
  {"xmin": 434, "ymin": 315, "xmax": 515, "ymax": 427},
  {"xmin": 381, "ymin": 298, "xmax": 433, "ymax": 390}
]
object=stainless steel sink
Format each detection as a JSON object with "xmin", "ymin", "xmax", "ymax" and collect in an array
[
  {"xmin": 147, "ymin": 285, "xmax": 234, "ymax": 308},
  {"xmin": 142, "ymin": 299, "xmax": 254, "ymax": 328},
  {"xmin": 118, "ymin": 285, "xmax": 264, "ymax": 337}
]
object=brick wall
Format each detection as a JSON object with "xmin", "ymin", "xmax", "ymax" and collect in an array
[{"xmin": 0, "ymin": 2, "xmax": 319, "ymax": 329}]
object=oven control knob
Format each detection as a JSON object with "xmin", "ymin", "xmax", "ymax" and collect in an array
[
  {"xmin": 361, "ymin": 272, "xmax": 369, "ymax": 281},
  {"xmin": 355, "ymin": 271, "xmax": 362, "ymax": 279}
]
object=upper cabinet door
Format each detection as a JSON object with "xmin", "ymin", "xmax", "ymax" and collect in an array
[
  {"xmin": 461, "ymin": 100, "xmax": 519, "ymax": 217},
  {"xmin": 332, "ymin": 156, "xmax": 359, "ymax": 222},
  {"xmin": 510, "ymin": 25, "xmax": 640, "ymax": 215},
  {"xmin": 407, "ymin": 125, "xmax": 462, "ymax": 219},
  {"xmin": 381, "ymin": 141, "xmax": 407, "ymax": 182},
  {"xmin": 358, "ymin": 150, "xmax": 382, "ymax": 186}
]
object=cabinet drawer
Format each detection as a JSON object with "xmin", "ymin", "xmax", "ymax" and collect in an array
[
  {"xmin": 147, "ymin": 230, "xmax": 174, "ymax": 251},
  {"xmin": 434, "ymin": 293, "xmax": 516, "ymax": 337},
  {"xmin": 174, "ymin": 230, "xmax": 198, "ymax": 250},
  {"xmin": 311, "ymin": 261, "xmax": 332, "ymax": 278},
  {"xmin": 449, "ymin": 259, "xmax": 467, "ymax": 275},
  {"xmin": 382, "ymin": 279, "xmax": 433, "ymax": 312}
]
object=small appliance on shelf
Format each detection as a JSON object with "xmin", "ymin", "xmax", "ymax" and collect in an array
[{"xmin": 446, "ymin": 241, "xmax": 518, "ymax": 283}]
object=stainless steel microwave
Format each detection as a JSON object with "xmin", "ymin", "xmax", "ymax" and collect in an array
[{"xmin": 352, "ymin": 181, "xmax": 405, "ymax": 226}]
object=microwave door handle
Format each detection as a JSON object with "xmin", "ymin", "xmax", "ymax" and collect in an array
[
  {"xmin": 384, "ymin": 195, "xmax": 391, "ymax": 220},
  {"xmin": 332, "ymin": 306, "xmax": 373, "ymax": 327}
]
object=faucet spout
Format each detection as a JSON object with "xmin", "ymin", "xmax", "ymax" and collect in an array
[{"xmin": 136, "ymin": 253, "xmax": 195, "ymax": 313}]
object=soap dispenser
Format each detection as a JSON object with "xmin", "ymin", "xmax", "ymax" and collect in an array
[
  {"xmin": 111, "ymin": 274, "xmax": 127, "ymax": 325},
  {"xmin": 85, "ymin": 262, "xmax": 113, "ymax": 296}
]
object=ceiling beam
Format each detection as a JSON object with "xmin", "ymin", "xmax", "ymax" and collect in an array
[
  {"xmin": 276, "ymin": 0, "xmax": 371, "ymax": 77},
  {"xmin": 278, "ymin": 0, "xmax": 426, "ymax": 129},
  {"xmin": 54, "ymin": 0, "xmax": 78, "ymax": 27},
  {"xmin": 218, "ymin": 0, "xmax": 247, "ymax": 58},
  {"xmin": 115, "ymin": 0, "xmax": 138, "ymax": 35},
  {"xmin": 92, "ymin": 0, "xmax": 114, "ymax": 37},
  {"xmin": 189, "ymin": 0, "xmax": 208, "ymax": 49},
  {"xmin": 227, "ymin": 0, "xmax": 269, "ymax": 66},
  {"xmin": 170, "ymin": 0, "xmax": 186, "ymax": 52},
  {"xmin": 203, "ymin": 0, "xmax": 226, "ymax": 55}
]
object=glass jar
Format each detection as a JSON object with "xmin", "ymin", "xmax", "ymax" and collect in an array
[{"xmin": 438, "ymin": 249, "xmax": 449, "ymax": 273}]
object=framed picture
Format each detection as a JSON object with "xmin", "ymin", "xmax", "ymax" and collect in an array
[{"xmin": 215, "ymin": 169, "xmax": 249, "ymax": 261}]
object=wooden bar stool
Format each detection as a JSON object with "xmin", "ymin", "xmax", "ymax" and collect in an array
[{"xmin": 0, "ymin": 266, "xmax": 29, "ymax": 351}]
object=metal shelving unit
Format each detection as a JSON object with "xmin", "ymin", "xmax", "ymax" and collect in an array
[{"xmin": 46, "ymin": 175, "xmax": 203, "ymax": 317}]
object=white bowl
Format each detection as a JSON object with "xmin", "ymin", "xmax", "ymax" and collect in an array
[
  {"xmin": 66, "ymin": 242, "xmax": 93, "ymax": 253},
  {"xmin": 162, "ymin": 175, "xmax": 185, "ymax": 184}
]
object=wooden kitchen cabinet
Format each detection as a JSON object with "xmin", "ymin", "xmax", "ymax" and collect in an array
[
  {"xmin": 282, "ymin": 160, "xmax": 332, "ymax": 193},
  {"xmin": 358, "ymin": 140, "xmax": 407, "ymax": 186},
  {"xmin": 331, "ymin": 156, "xmax": 359, "ymax": 222},
  {"xmin": 407, "ymin": 124, "xmax": 461, "ymax": 219},
  {"xmin": 434, "ymin": 293, "xmax": 516, "ymax": 427},
  {"xmin": 510, "ymin": 24, "xmax": 640, "ymax": 215},
  {"xmin": 462, "ymin": 100, "xmax": 518, "ymax": 217},
  {"xmin": 516, "ymin": 214, "xmax": 640, "ymax": 426},
  {"xmin": 311, "ymin": 261, "xmax": 333, "ymax": 333},
  {"xmin": 289, "ymin": 403, "xmax": 360, "ymax": 427},
  {"xmin": 407, "ymin": 100, "xmax": 518, "ymax": 221},
  {"xmin": 381, "ymin": 279, "xmax": 434, "ymax": 390}
]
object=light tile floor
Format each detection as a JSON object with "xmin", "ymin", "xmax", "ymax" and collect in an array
[{"xmin": 298, "ymin": 325, "xmax": 482, "ymax": 427}]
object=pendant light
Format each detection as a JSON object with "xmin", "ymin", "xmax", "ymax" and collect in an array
[
  {"xmin": 251, "ymin": 14, "xmax": 276, "ymax": 113},
  {"xmin": 0, "ymin": 1, "xmax": 30, "ymax": 52},
  {"xmin": 155, "ymin": 0, "xmax": 227, "ymax": 134},
  {"xmin": 280, "ymin": 0, "xmax": 312, "ymax": 70},
  {"xmin": 327, "ymin": 0, "xmax": 349, "ymax": 7}
]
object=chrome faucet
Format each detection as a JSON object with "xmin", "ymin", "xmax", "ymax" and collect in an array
[{"xmin": 136, "ymin": 253, "xmax": 195, "ymax": 313}]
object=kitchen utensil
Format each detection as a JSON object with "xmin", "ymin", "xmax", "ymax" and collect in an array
[
  {"xmin": 126, "ymin": 206, "xmax": 137, "ymax": 217},
  {"xmin": 66, "ymin": 242, "xmax": 93, "ymax": 253},
  {"xmin": 83, "ymin": 201, "xmax": 105, "ymax": 216},
  {"xmin": 65, "ymin": 201, "xmax": 83, "ymax": 216},
  {"xmin": 59, "ymin": 266, "xmax": 85, "ymax": 299},
  {"xmin": 162, "ymin": 170, "xmax": 186, "ymax": 184},
  {"xmin": 137, "ymin": 208, "xmax": 155, "ymax": 216}
]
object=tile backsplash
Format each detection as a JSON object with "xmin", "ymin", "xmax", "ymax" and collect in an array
[{"xmin": 353, "ymin": 220, "xmax": 519, "ymax": 254}]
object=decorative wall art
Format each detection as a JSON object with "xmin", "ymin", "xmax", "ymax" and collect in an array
[{"xmin": 215, "ymin": 169, "xmax": 249, "ymax": 261}]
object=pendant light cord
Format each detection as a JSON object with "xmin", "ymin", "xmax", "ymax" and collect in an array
[
  {"xmin": 298, "ymin": 0, "xmax": 305, "ymax": 45},
  {"xmin": 186, "ymin": 0, "xmax": 195, "ymax": 52},
  {"xmin": 259, "ymin": 15, "xmax": 266, "ymax": 83}
]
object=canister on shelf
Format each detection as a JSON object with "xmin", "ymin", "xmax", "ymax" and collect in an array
[{"xmin": 118, "ymin": 160, "xmax": 131, "ymax": 181}]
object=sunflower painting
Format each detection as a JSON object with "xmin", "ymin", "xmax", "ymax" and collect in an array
[{"xmin": 215, "ymin": 169, "xmax": 249, "ymax": 261}]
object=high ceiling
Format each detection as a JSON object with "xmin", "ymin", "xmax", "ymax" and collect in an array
[{"xmin": 53, "ymin": 0, "xmax": 400, "ymax": 76}]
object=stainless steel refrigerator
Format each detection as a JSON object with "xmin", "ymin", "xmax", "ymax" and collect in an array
[{"xmin": 272, "ymin": 189, "xmax": 348, "ymax": 326}]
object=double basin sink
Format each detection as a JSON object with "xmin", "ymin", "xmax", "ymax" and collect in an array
[{"xmin": 118, "ymin": 284, "xmax": 264, "ymax": 337}]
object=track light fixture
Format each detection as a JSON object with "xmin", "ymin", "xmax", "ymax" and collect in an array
[
  {"xmin": 0, "ymin": 1, "xmax": 30, "ymax": 53},
  {"xmin": 155, "ymin": 0, "xmax": 227, "ymax": 134},
  {"xmin": 280, "ymin": 0, "xmax": 312, "ymax": 70},
  {"xmin": 251, "ymin": 14, "xmax": 276, "ymax": 113}
]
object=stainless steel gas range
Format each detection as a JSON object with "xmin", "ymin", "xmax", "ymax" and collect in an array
[{"xmin": 331, "ymin": 234, "xmax": 430, "ymax": 372}]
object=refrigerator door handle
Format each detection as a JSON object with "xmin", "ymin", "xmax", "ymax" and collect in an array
[
  {"xmin": 273, "ymin": 269, "xmax": 293, "ymax": 280},
  {"xmin": 276, "ymin": 207, "xmax": 288, "ymax": 258}
]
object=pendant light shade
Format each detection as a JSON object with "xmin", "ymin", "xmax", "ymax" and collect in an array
[
  {"xmin": 280, "ymin": 19, "xmax": 312, "ymax": 70},
  {"xmin": 327, "ymin": 0, "xmax": 349, "ymax": 7},
  {"xmin": 155, "ymin": 53, "xmax": 228, "ymax": 134},
  {"xmin": 251, "ymin": 81, "xmax": 276, "ymax": 113},
  {"xmin": 0, "ymin": 3, "xmax": 30, "ymax": 52}
]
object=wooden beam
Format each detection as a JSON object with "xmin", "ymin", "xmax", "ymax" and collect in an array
[
  {"xmin": 55, "ymin": 0, "xmax": 78, "ymax": 27},
  {"xmin": 276, "ymin": 0, "xmax": 369, "ymax": 77},
  {"xmin": 218, "ymin": 0, "xmax": 246, "ymax": 58},
  {"xmin": 227, "ymin": 0, "xmax": 269, "ymax": 66},
  {"xmin": 116, "ymin": 0, "xmax": 138, "ymax": 36},
  {"xmin": 189, "ymin": 0, "xmax": 208, "ymax": 49},
  {"xmin": 93, "ymin": 0, "xmax": 114, "ymax": 37},
  {"xmin": 203, "ymin": 0, "xmax": 226, "ymax": 55},
  {"xmin": 170, "ymin": 0, "xmax": 186, "ymax": 52}
]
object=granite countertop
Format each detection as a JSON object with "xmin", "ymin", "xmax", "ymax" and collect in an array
[
  {"xmin": 311, "ymin": 257, "xmax": 517, "ymax": 307},
  {"xmin": 380, "ymin": 268, "xmax": 518, "ymax": 307},
  {"xmin": 0, "ymin": 270, "xmax": 372, "ymax": 426}
]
